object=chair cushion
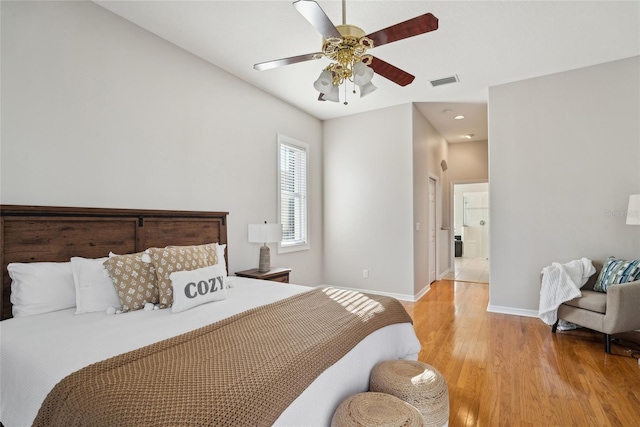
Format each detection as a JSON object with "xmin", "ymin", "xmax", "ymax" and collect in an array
[{"xmin": 562, "ymin": 290, "xmax": 606, "ymax": 314}]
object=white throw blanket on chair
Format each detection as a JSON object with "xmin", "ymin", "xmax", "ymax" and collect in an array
[{"xmin": 538, "ymin": 257, "xmax": 596, "ymax": 325}]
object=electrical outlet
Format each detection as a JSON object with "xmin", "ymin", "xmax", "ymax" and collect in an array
[{"xmin": 363, "ymin": 270, "xmax": 369, "ymax": 278}]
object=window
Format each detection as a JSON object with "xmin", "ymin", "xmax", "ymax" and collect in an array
[{"xmin": 277, "ymin": 134, "xmax": 309, "ymax": 253}]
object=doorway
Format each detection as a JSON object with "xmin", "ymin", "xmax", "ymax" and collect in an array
[{"xmin": 446, "ymin": 182, "xmax": 489, "ymax": 283}]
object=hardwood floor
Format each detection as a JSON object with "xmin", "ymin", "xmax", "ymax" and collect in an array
[{"xmin": 401, "ymin": 280, "xmax": 640, "ymax": 427}]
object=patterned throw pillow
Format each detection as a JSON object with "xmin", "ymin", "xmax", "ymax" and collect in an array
[
  {"xmin": 593, "ymin": 257, "xmax": 640, "ymax": 293},
  {"xmin": 148, "ymin": 243, "xmax": 218, "ymax": 308},
  {"xmin": 103, "ymin": 253, "xmax": 159, "ymax": 312}
]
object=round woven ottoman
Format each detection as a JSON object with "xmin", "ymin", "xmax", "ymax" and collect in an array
[
  {"xmin": 331, "ymin": 392, "xmax": 425, "ymax": 427},
  {"xmin": 370, "ymin": 360, "xmax": 449, "ymax": 427}
]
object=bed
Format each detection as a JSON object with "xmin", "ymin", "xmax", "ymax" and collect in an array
[{"xmin": 0, "ymin": 205, "xmax": 421, "ymax": 427}]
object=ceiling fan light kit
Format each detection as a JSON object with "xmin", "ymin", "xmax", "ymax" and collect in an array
[
  {"xmin": 254, "ymin": 0, "xmax": 438, "ymax": 106},
  {"xmin": 352, "ymin": 61, "xmax": 377, "ymax": 97},
  {"xmin": 314, "ymin": 25, "xmax": 376, "ymax": 104}
]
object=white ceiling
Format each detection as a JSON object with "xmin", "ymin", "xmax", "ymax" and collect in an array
[{"xmin": 93, "ymin": 0, "xmax": 639, "ymax": 143}]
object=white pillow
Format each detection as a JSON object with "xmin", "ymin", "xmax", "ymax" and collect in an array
[
  {"xmin": 215, "ymin": 243, "xmax": 233, "ymax": 287},
  {"xmin": 8, "ymin": 262, "xmax": 75, "ymax": 317},
  {"xmin": 170, "ymin": 264, "xmax": 228, "ymax": 313},
  {"xmin": 71, "ymin": 257, "xmax": 121, "ymax": 314},
  {"xmin": 215, "ymin": 243, "xmax": 227, "ymax": 274}
]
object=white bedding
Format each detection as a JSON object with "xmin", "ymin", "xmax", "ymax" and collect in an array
[{"xmin": 0, "ymin": 277, "xmax": 420, "ymax": 427}]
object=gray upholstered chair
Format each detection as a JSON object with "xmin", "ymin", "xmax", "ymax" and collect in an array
[{"xmin": 552, "ymin": 260, "xmax": 640, "ymax": 353}]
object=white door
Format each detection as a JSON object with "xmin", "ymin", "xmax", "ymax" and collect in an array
[
  {"xmin": 429, "ymin": 178, "xmax": 436, "ymax": 283},
  {"xmin": 462, "ymin": 191, "xmax": 489, "ymax": 259}
]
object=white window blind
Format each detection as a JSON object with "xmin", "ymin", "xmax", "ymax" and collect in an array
[{"xmin": 278, "ymin": 134, "xmax": 309, "ymax": 252}]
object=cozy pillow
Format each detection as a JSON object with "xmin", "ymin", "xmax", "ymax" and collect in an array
[
  {"xmin": 8, "ymin": 261, "xmax": 75, "ymax": 317},
  {"xmin": 148, "ymin": 243, "xmax": 218, "ymax": 308},
  {"xmin": 103, "ymin": 253, "xmax": 159, "ymax": 312},
  {"xmin": 170, "ymin": 264, "xmax": 228, "ymax": 313},
  {"xmin": 593, "ymin": 257, "xmax": 640, "ymax": 292},
  {"xmin": 71, "ymin": 257, "xmax": 121, "ymax": 314}
]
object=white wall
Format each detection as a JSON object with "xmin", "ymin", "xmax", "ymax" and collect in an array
[
  {"xmin": 412, "ymin": 107, "xmax": 431, "ymax": 295},
  {"xmin": 489, "ymin": 56, "xmax": 640, "ymax": 315},
  {"xmin": 448, "ymin": 140, "xmax": 489, "ymax": 184},
  {"xmin": 412, "ymin": 106, "xmax": 450, "ymax": 292},
  {"xmin": 323, "ymin": 104, "xmax": 415, "ymax": 298},
  {"xmin": 0, "ymin": 1, "xmax": 324, "ymax": 285},
  {"xmin": 322, "ymin": 103, "xmax": 451, "ymax": 300}
]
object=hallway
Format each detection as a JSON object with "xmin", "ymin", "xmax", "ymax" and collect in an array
[{"xmin": 443, "ymin": 257, "xmax": 489, "ymax": 283}]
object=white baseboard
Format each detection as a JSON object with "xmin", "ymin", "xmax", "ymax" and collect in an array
[
  {"xmin": 439, "ymin": 268, "xmax": 451, "ymax": 280},
  {"xmin": 413, "ymin": 284, "xmax": 431, "ymax": 302},
  {"xmin": 486, "ymin": 304, "xmax": 538, "ymax": 318}
]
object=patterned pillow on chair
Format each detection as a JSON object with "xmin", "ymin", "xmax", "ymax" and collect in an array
[{"xmin": 593, "ymin": 257, "xmax": 640, "ymax": 292}]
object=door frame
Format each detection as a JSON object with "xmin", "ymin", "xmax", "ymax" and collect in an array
[{"xmin": 450, "ymin": 180, "xmax": 489, "ymax": 270}]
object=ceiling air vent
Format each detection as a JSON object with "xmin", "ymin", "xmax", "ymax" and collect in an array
[{"xmin": 430, "ymin": 75, "xmax": 459, "ymax": 87}]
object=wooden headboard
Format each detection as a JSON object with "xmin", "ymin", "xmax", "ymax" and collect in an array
[{"xmin": 0, "ymin": 205, "xmax": 228, "ymax": 320}]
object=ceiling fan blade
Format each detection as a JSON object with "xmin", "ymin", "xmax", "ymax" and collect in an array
[
  {"xmin": 366, "ymin": 13, "xmax": 438, "ymax": 48},
  {"xmin": 254, "ymin": 53, "xmax": 323, "ymax": 71},
  {"xmin": 369, "ymin": 56, "xmax": 415, "ymax": 87},
  {"xmin": 293, "ymin": 0, "xmax": 341, "ymax": 39}
]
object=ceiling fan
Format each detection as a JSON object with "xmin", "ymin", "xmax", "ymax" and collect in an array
[{"xmin": 254, "ymin": 0, "xmax": 439, "ymax": 104}]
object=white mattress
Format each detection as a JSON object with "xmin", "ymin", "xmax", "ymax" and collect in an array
[{"xmin": 0, "ymin": 277, "xmax": 420, "ymax": 427}]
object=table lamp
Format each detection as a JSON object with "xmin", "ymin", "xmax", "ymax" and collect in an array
[
  {"xmin": 626, "ymin": 194, "xmax": 640, "ymax": 225},
  {"xmin": 248, "ymin": 221, "xmax": 282, "ymax": 272}
]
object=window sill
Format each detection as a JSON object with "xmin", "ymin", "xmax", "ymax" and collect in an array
[{"xmin": 278, "ymin": 243, "xmax": 309, "ymax": 254}]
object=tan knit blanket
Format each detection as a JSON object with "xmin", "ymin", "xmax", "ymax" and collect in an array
[{"xmin": 33, "ymin": 287, "xmax": 413, "ymax": 427}]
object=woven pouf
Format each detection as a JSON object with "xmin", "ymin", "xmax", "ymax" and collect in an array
[
  {"xmin": 331, "ymin": 392, "xmax": 425, "ymax": 427},
  {"xmin": 370, "ymin": 360, "xmax": 449, "ymax": 427}
]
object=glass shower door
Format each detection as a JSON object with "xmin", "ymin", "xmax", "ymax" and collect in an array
[{"xmin": 462, "ymin": 192, "xmax": 489, "ymax": 259}]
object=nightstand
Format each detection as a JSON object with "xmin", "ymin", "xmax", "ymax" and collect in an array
[{"xmin": 235, "ymin": 267, "xmax": 291, "ymax": 283}]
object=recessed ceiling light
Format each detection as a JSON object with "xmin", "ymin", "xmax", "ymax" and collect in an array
[
  {"xmin": 463, "ymin": 134, "xmax": 475, "ymax": 139},
  {"xmin": 442, "ymin": 108, "xmax": 452, "ymax": 114},
  {"xmin": 454, "ymin": 115, "xmax": 465, "ymax": 120}
]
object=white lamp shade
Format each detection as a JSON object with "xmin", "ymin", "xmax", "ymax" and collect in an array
[
  {"xmin": 314, "ymin": 70, "xmax": 340, "ymax": 102},
  {"xmin": 353, "ymin": 61, "xmax": 374, "ymax": 85},
  {"xmin": 323, "ymin": 84, "xmax": 340, "ymax": 102},
  {"xmin": 248, "ymin": 223, "xmax": 282, "ymax": 243},
  {"xmin": 313, "ymin": 70, "xmax": 333, "ymax": 93},
  {"xmin": 627, "ymin": 194, "xmax": 640, "ymax": 225},
  {"xmin": 358, "ymin": 81, "xmax": 377, "ymax": 97}
]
